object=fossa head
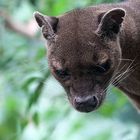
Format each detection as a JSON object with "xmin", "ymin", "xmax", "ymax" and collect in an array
[{"xmin": 34, "ymin": 7, "xmax": 126, "ymax": 112}]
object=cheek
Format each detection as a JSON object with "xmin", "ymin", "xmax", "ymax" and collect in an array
[
  {"xmin": 64, "ymin": 80, "xmax": 71, "ymax": 87},
  {"xmin": 94, "ymin": 85, "xmax": 107, "ymax": 100},
  {"xmin": 111, "ymin": 57, "xmax": 121, "ymax": 73}
]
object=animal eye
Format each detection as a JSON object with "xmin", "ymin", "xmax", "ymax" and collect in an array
[
  {"xmin": 95, "ymin": 60, "xmax": 111, "ymax": 74},
  {"xmin": 55, "ymin": 69, "xmax": 71, "ymax": 79}
]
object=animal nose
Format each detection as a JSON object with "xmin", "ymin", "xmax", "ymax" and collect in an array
[{"xmin": 74, "ymin": 95, "xmax": 98, "ymax": 112}]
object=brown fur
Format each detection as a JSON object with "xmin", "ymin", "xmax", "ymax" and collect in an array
[{"xmin": 34, "ymin": 0, "xmax": 140, "ymax": 112}]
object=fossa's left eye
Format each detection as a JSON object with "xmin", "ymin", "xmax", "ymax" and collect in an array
[
  {"xmin": 55, "ymin": 69, "xmax": 71, "ymax": 80},
  {"xmin": 94, "ymin": 59, "xmax": 111, "ymax": 74}
]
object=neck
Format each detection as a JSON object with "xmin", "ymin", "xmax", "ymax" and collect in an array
[
  {"xmin": 120, "ymin": 15, "xmax": 140, "ymax": 61},
  {"xmin": 116, "ymin": 11, "xmax": 140, "ymax": 94},
  {"xmin": 111, "ymin": 0, "xmax": 140, "ymax": 107}
]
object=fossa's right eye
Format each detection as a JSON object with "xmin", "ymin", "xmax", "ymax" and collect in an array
[{"xmin": 55, "ymin": 69, "xmax": 71, "ymax": 80}]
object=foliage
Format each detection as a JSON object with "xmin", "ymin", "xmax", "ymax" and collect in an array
[{"xmin": 0, "ymin": 0, "xmax": 140, "ymax": 140}]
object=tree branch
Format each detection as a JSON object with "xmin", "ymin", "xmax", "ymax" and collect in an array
[{"xmin": 0, "ymin": 10, "xmax": 40, "ymax": 39}]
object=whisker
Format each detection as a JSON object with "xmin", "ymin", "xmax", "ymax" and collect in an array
[
  {"xmin": 107, "ymin": 57, "xmax": 138, "ymax": 94},
  {"xmin": 112, "ymin": 58, "xmax": 137, "ymax": 83},
  {"xmin": 113, "ymin": 63, "xmax": 138, "ymax": 87},
  {"xmin": 39, "ymin": 65, "xmax": 49, "ymax": 72},
  {"xmin": 102, "ymin": 63, "xmax": 127, "ymax": 94},
  {"xmin": 113, "ymin": 65, "xmax": 138, "ymax": 87},
  {"xmin": 119, "ymin": 58, "xmax": 134, "ymax": 62}
]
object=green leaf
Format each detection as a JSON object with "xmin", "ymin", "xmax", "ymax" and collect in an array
[
  {"xmin": 27, "ymin": 71, "xmax": 50, "ymax": 111},
  {"xmin": 22, "ymin": 76, "xmax": 42, "ymax": 92},
  {"xmin": 33, "ymin": 112, "xmax": 39, "ymax": 126}
]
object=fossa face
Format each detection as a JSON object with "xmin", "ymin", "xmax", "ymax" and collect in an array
[{"xmin": 34, "ymin": 7, "xmax": 125, "ymax": 112}]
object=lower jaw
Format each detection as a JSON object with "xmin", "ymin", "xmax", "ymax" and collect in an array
[
  {"xmin": 76, "ymin": 109, "xmax": 95, "ymax": 113},
  {"xmin": 74, "ymin": 105, "xmax": 100, "ymax": 113}
]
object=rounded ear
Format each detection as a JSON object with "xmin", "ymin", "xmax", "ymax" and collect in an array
[
  {"xmin": 33, "ymin": 11, "xmax": 59, "ymax": 40},
  {"xmin": 96, "ymin": 8, "xmax": 126, "ymax": 39}
]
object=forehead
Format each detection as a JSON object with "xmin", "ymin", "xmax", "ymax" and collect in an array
[
  {"xmin": 49, "ymin": 8, "xmax": 107, "ymax": 67},
  {"xmin": 57, "ymin": 8, "xmax": 100, "ymax": 43}
]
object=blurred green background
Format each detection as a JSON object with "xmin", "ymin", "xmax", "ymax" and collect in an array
[{"xmin": 0, "ymin": 0, "xmax": 140, "ymax": 140}]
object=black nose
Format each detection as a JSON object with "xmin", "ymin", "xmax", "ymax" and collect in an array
[{"xmin": 74, "ymin": 96, "xmax": 98, "ymax": 112}]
